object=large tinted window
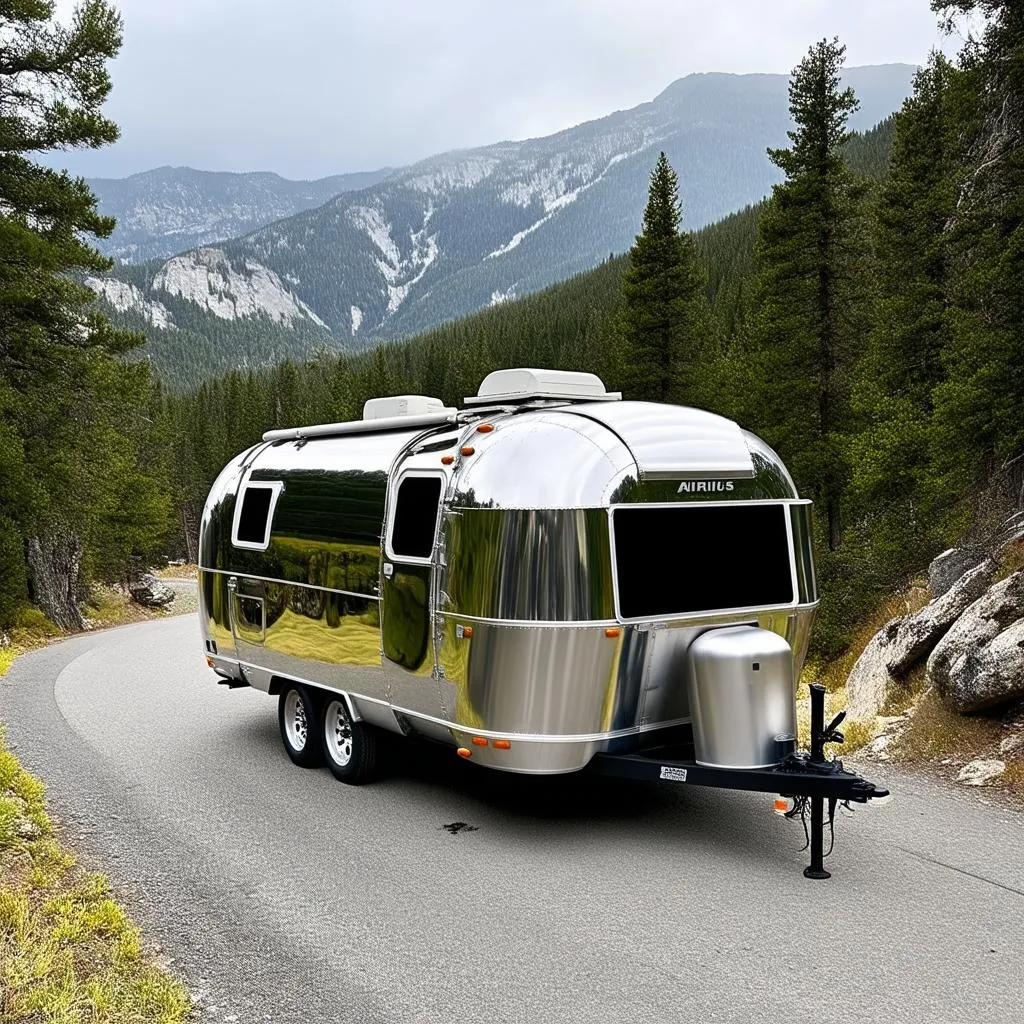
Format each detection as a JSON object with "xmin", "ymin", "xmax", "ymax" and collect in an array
[
  {"xmin": 612, "ymin": 503, "xmax": 793, "ymax": 619},
  {"xmin": 391, "ymin": 476, "xmax": 443, "ymax": 559},
  {"xmin": 235, "ymin": 485, "xmax": 275, "ymax": 546}
]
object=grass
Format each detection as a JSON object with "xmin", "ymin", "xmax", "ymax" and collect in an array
[
  {"xmin": 0, "ymin": 727, "xmax": 191, "ymax": 1023},
  {"xmin": 84, "ymin": 585, "xmax": 173, "ymax": 630},
  {"xmin": 151, "ymin": 564, "xmax": 197, "ymax": 581}
]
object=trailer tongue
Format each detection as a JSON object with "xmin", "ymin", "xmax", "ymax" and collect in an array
[{"xmin": 590, "ymin": 683, "xmax": 889, "ymax": 879}]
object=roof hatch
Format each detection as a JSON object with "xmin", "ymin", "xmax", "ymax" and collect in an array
[{"xmin": 465, "ymin": 368, "xmax": 621, "ymax": 406}]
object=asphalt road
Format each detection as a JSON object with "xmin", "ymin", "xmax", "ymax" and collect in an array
[{"xmin": 2, "ymin": 614, "xmax": 1022, "ymax": 1024}]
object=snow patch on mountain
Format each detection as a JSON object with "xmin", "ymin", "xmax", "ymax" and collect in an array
[
  {"xmin": 152, "ymin": 248, "xmax": 326, "ymax": 326},
  {"xmin": 348, "ymin": 206, "xmax": 401, "ymax": 267},
  {"xmin": 349, "ymin": 204, "xmax": 440, "ymax": 318},
  {"xmin": 500, "ymin": 141, "xmax": 654, "ymax": 211},
  {"xmin": 84, "ymin": 276, "xmax": 175, "ymax": 329},
  {"xmin": 350, "ymin": 305, "xmax": 363, "ymax": 335},
  {"xmin": 487, "ymin": 147, "xmax": 650, "ymax": 259},
  {"xmin": 490, "ymin": 287, "xmax": 516, "ymax": 305},
  {"xmin": 404, "ymin": 155, "xmax": 500, "ymax": 194}
]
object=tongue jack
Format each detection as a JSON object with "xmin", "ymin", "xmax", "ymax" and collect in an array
[{"xmin": 804, "ymin": 682, "xmax": 836, "ymax": 880}]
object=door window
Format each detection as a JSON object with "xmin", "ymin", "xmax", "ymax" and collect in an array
[
  {"xmin": 232, "ymin": 481, "xmax": 283, "ymax": 550},
  {"xmin": 389, "ymin": 475, "xmax": 443, "ymax": 561}
]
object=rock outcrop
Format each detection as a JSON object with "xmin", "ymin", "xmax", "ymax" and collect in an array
[
  {"xmin": 956, "ymin": 759, "xmax": 1005, "ymax": 786},
  {"xmin": 846, "ymin": 618, "xmax": 903, "ymax": 722},
  {"xmin": 941, "ymin": 618, "xmax": 1024, "ymax": 713},
  {"xmin": 128, "ymin": 573, "xmax": 176, "ymax": 609},
  {"xmin": 846, "ymin": 559, "xmax": 1001, "ymax": 722},
  {"xmin": 885, "ymin": 559, "xmax": 997, "ymax": 677},
  {"xmin": 926, "ymin": 571, "xmax": 1024, "ymax": 692},
  {"xmin": 929, "ymin": 547, "xmax": 986, "ymax": 599}
]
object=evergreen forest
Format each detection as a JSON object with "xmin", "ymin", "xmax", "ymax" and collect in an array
[{"xmin": 3, "ymin": 0, "xmax": 1023, "ymax": 667}]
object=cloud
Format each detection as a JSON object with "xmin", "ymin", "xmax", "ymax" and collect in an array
[{"xmin": 48, "ymin": 0, "xmax": 950, "ymax": 179}]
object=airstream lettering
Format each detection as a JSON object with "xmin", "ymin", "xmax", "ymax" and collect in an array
[{"xmin": 199, "ymin": 369, "xmax": 887, "ymax": 877}]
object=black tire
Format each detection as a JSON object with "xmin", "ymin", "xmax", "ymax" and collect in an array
[
  {"xmin": 278, "ymin": 683, "xmax": 325, "ymax": 768},
  {"xmin": 321, "ymin": 696, "xmax": 378, "ymax": 784}
]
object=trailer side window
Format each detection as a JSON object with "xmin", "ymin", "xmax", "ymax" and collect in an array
[
  {"xmin": 232, "ymin": 481, "xmax": 283, "ymax": 551},
  {"xmin": 390, "ymin": 475, "xmax": 443, "ymax": 560}
]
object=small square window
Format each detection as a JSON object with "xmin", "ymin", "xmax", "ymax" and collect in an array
[{"xmin": 232, "ymin": 481, "xmax": 283, "ymax": 551}]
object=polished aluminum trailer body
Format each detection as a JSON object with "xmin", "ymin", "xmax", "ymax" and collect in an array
[{"xmin": 199, "ymin": 375, "xmax": 819, "ymax": 775}]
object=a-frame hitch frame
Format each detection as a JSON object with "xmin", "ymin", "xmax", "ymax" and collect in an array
[{"xmin": 589, "ymin": 683, "xmax": 888, "ymax": 879}]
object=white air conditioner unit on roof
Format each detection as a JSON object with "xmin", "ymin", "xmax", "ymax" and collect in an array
[{"xmin": 465, "ymin": 368, "xmax": 621, "ymax": 405}]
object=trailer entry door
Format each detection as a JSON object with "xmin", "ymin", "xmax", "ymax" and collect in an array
[{"xmin": 611, "ymin": 503, "xmax": 794, "ymax": 620}]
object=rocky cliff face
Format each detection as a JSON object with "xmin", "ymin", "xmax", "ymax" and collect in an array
[{"xmin": 848, "ymin": 544, "xmax": 1024, "ymax": 724}]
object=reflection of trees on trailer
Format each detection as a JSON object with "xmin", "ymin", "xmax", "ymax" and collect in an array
[{"xmin": 198, "ymin": 369, "xmax": 887, "ymax": 877}]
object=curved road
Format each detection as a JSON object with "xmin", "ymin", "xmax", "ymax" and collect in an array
[{"xmin": 2, "ymin": 615, "xmax": 1022, "ymax": 1023}]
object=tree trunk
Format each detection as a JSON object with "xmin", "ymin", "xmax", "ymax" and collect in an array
[
  {"xmin": 25, "ymin": 531, "xmax": 85, "ymax": 630},
  {"xmin": 181, "ymin": 503, "xmax": 199, "ymax": 564}
]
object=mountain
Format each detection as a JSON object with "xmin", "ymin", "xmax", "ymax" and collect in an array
[
  {"xmin": 91, "ymin": 65, "xmax": 915, "ymax": 383},
  {"xmin": 87, "ymin": 166, "xmax": 393, "ymax": 262}
]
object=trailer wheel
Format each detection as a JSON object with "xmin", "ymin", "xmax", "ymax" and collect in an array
[
  {"xmin": 278, "ymin": 684, "xmax": 324, "ymax": 768},
  {"xmin": 321, "ymin": 697, "xmax": 377, "ymax": 784}
]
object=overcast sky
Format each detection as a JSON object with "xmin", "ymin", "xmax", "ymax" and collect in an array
[{"xmin": 52, "ymin": 0, "xmax": 956, "ymax": 180}]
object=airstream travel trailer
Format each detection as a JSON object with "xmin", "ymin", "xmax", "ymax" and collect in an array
[{"xmin": 199, "ymin": 369, "xmax": 887, "ymax": 878}]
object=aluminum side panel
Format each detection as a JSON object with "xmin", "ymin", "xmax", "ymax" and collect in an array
[
  {"xmin": 440, "ymin": 507, "xmax": 615, "ymax": 621},
  {"xmin": 437, "ymin": 619, "xmax": 622, "ymax": 735}
]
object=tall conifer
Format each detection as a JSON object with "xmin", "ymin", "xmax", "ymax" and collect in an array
[
  {"xmin": 738, "ymin": 38, "xmax": 868, "ymax": 552},
  {"xmin": 851, "ymin": 55, "xmax": 956, "ymax": 576},
  {"xmin": 621, "ymin": 152, "xmax": 707, "ymax": 402}
]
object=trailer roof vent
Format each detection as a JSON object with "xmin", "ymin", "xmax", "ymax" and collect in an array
[
  {"xmin": 465, "ymin": 368, "xmax": 621, "ymax": 406},
  {"xmin": 362, "ymin": 395, "xmax": 450, "ymax": 420}
]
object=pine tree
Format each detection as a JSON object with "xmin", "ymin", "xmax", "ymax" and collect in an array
[
  {"xmin": 0, "ymin": 1, "xmax": 169, "ymax": 627},
  {"xmin": 620, "ymin": 152, "xmax": 708, "ymax": 403},
  {"xmin": 736, "ymin": 39, "xmax": 869, "ymax": 553},
  {"xmin": 850, "ymin": 55, "xmax": 957, "ymax": 577},
  {"xmin": 930, "ymin": 1, "xmax": 1024, "ymax": 513}
]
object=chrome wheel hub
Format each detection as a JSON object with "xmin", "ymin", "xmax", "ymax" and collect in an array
[
  {"xmin": 325, "ymin": 700, "xmax": 354, "ymax": 767},
  {"xmin": 284, "ymin": 690, "xmax": 307, "ymax": 751}
]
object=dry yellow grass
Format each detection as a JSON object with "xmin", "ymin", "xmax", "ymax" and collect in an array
[
  {"xmin": 152, "ymin": 564, "xmax": 198, "ymax": 581},
  {"xmin": 0, "ymin": 729, "xmax": 191, "ymax": 1023}
]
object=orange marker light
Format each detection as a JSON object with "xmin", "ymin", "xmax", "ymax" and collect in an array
[
  {"xmin": 441, "ymin": 455, "xmax": 455, "ymax": 465},
  {"xmin": 457, "ymin": 747, "xmax": 472, "ymax": 759},
  {"xmin": 205, "ymin": 656, "xmax": 215, "ymax": 668},
  {"xmin": 605, "ymin": 627, "xmax": 621, "ymax": 638},
  {"xmin": 472, "ymin": 736, "xmax": 488, "ymax": 746},
  {"xmin": 460, "ymin": 446, "xmax": 476, "ymax": 457},
  {"xmin": 462, "ymin": 625, "xmax": 473, "ymax": 639},
  {"xmin": 773, "ymin": 797, "xmax": 792, "ymax": 816},
  {"xmin": 476, "ymin": 423, "xmax": 494, "ymax": 433},
  {"xmin": 493, "ymin": 740, "xmax": 512, "ymax": 750}
]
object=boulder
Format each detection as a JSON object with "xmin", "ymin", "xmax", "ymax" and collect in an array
[
  {"xmin": 926, "ymin": 570, "xmax": 1024, "ymax": 693},
  {"xmin": 846, "ymin": 617, "xmax": 903, "ymax": 722},
  {"xmin": 943, "ymin": 618, "xmax": 1024, "ymax": 713},
  {"xmin": 128, "ymin": 573, "xmax": 175, "ymax": 609},
  {"xmin": 998, "ymin": 733, "xmax": 1024, "ymax": 758},
  {"xmin": 886, "ymin": 558, "xmax": 998, "ymax": 677},
  {"xmin": 929, "ymin": 547, "xmax": 986, "ymax": 599},
  {"xmin": 956, "ymin": 759, "xmax": 1005, "ymax": 786}
]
